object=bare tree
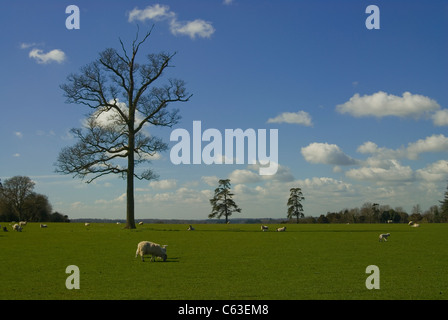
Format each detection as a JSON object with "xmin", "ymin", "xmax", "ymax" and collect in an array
[{"xmin": 55, "ymin": 28, "xmax": 191, "ymax": 228}]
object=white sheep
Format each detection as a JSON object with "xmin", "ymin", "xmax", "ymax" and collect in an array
[
  {"xmin": 276, "ymin": 226, "xmax": 286, "ymax": 232},
  {"xmin": 187, "ymin": 225, "xmax": 195, "ymax": 231},
  {"xmin": 138, "ymin": 221, "xmax": 144, "ymax": 225},
  {"xmin": 408, "ymin": 221, "xmax": 414, "ymax": 225},
  {"xmin": 19, "ymin": 221, "xmax": 27, "ymax": 227},
  {"xmin": 40, "ymin": 224, "xmax": 48, "ymax": 228},
  {"xmin": 261, "ymin": 225, "xmax": 269, "ymax": 231},
  {"xmin": 13, "ymin": 224, "xmax": 22, "ymax": 232},
  {"xmin": 411, "ymin": 223, "xmax": 420, "ymax": 227},
  {"xmin": 85, "ymin": 223, "xmax": 90, "ymax": 226},
  {"xmin": 135, "ymin": 241, "xmax": 167, "ymax": 262},
  {"xmin": 379, "ymin": 233, "xmax": 390, "ymax": 242}
]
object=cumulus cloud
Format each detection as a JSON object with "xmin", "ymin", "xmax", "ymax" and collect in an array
[
  {"xmin": 29, "ymin": 48, "xmax": 66, "ymax": 64},
  {"xmin": 357, "ymin": 134, "xmax": 448, "ymax": 161},
  {"xmin": 149, "ymin": 179, "xmax": 177, "ymax": 190},
  {"xmin": 229, "ymin": 169, "xmax": 262, "ymax": 184},
  {"xmin": 336, "ymin": 91, "xmax": 440, "ymax": 118},
  {"xmin": 345, "ymin": 160, "xmax": 414, "ymax": 183},
  {"xmin": 128, "ymin": 4, "xmax": 175, "ymax": 22},
  {"xmin": 432, "ymin": 109, "xmax": 448, "ymax": 126},
  {"xmin": 406, "ymin": 134, "xmax": 448, "ymax": 160},
  {"xmin": 128, "ymin": 4, "xmax": 215, "ymax": 39},
  {"xmin": 267, "ymin": 110, "xmax": 313, "ymax": 126},
  {"xmin": 416, "ymin": 160, "xmax": 448, "ymax": 182},
  {"xmin": 201, "ymin": 175, "xmax": 220, "ymax": 187},
  {"xmin": 301, "ymin": 142, "xmax": 359, "ymax": 166},
  {"xmin": 170, "ymin": 19, "xmax": 215, "ymax": 39}
]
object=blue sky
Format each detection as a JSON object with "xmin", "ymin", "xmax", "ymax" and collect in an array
[{"xmin": 1, "ymin": 0, "xmax": 447, "ymax": 220}]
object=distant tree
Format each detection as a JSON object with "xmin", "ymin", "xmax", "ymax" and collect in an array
[
  {"xmin": 23, "ymin": 193, "xmax": 52, "ymax": 222},
  {"xmin": 287, "ymin": 187, "xmax": 305, "ymax": 223},
  {"xmin": 0, "ymin": 176, "xmax": 35, "ymax": 221},
  {"xmin": 317, "ymin": 214, "xmax": 329, "ymax": 224},
  {"xmin": 209, "ymin": 179, "xmax": 241, "ymax": 224},
  {"xmin": 440, "ymin": 182, "xmax": 448, "ymax": 222},
  {"xmin": 50, "ymin": 211, "xmax": 70, "ymax": 222},
  {"xmin": 55, "ymin": 28, "xmax": 191, "ymax": 229}
]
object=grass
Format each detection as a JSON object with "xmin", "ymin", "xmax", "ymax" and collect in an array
[{"xmin": 0, "ymin": 222, "xmax": 447, "ymax": 300}]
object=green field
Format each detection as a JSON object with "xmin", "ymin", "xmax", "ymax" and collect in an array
[{"xmin": 1, "ymin": 222, "xmax": 447, "ymax": 300}]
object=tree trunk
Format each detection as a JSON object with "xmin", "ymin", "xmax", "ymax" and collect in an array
[{"xmin": 126, "ymin": 131, "xmax": 136, "ymax": 229}]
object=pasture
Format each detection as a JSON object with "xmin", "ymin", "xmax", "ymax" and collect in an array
[{"xmin": 0, "ymin": 222, "xmax": 447, "ymax": 300}]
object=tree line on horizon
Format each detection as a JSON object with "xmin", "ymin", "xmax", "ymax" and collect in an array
[{"xmin": 208, "ymin": 178, "xmax": 448, "ymax": 224}]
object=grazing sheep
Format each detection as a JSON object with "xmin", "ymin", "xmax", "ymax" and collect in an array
[
  {"xmin": 19, "ymin": 221, "xmax": 27, "ymax": 227},
  {"xmin": 40, "ymin": 224, "xmax": 47, "ymax": 228},
  {"xmin": 85, "ymin": 223, "xmax": 90, "ymax": 226},
  {"xmin": 408, "ymin": 221, "xmax": 414, "ymax": 225},
  {"xmin": 138, "ymin": 221, "xmax": 144, "ymax": 225},
  {"xmin": 187, "ymin": 225, "xmax": 195, "ymax": 231},
  {"xmin": 411, "ymin": 223, "xmax": 420, "ymax": 227},
  {"xmin": 135, "ymin": 241, "xmax": 167, "ymax": 262},
  {"xmin": 379, "ymin": 233, "xmax": 390, "ymax": 242},
  {"xmin": 12, "ymin": 224, "xmax": 22, "ymax": 232},
  {"xmin": 261, "ymin": 225, "xmax": 269, "ymax": 232},
  {"xmin": 276, "ymin": 226, "xmax": 286, "ymax": 232},
  {"xmin": 387, "ymin": 220, "xmax": 393, "ymax": 224}
]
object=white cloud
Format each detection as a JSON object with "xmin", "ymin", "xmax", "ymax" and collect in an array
[
  {"xmin": 301, "ymin": 142, "xmax": 359, "ymax": 166},
  {"xmin": 128, "ymin": 4, "xmax": 175, "ymax": 22},
  {"xmin": 229, "ymin": 169, "xmax": 262, "ymax": 184},
  {"xmin": 406, "ymin": 134, "xmax": 448, "ymax": 160},
  {"xmin": 267, "ymin": 110, "xmax": 313, "ymax": 126},
  {"xmin": 357, "ymin": 134, "xmax": 448, "ymax": 161},
  {"xmin": 13, "ymin": 153, "xmax": 20, "ymax": 158},
  {"xmin": 223, "ymin": 0, "xmax": 234, "ymax": 5},
  {"xmin": 345, "ymin": 160, "xmax": 414, "ymax": 183},
  {"xmin": 14, "ymin": 131, "xmax": 23, "ymax": 138},
  {"xmin": 432, "ymin": 109, "xmax": 448, "ymax": 126},
  {"xmin": 149, "ymin": 179, "xmax": 177, "ymax": 190},
  {"xmin": 201, "ymin": 176, "xmax": 220, "ymax": 187},
  {"xmin": 29, "ymin": 48, "xmax": 66, "ymax": 64},
  {"xmin": 86, "ymin": 99, "xmax": 146, "ymax": 131},
  {"xmin": 170, "ymin": 19, "xmax": 215, "ymax": 39},
  {"xmin": 20, "ymin": 42, "xmax": 39, "ymax": 49},
  {"xmin": 416, "ymin": 160, "xmax": 448, "ymax": 182},
  {"xmin": 128, "ymin": 4, "xmax": 215, "ymax": 39},
  {"xmin": 336, "ymin": 91, "xmax": 440, "ymax": 118}
]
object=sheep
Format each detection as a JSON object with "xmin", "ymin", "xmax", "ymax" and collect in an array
[
  {"xmin": 387, "ymin": 220, "xmax": 393, "ymax": 224},
  {"xmin": 261, "ymin": 225, "xmax": 269, "ymax": 232},
  {"xmin": 408, "ymin": 221, "xmax": 414, "ymax": 225},
  {"xmin": 138, "ymin": 221, "xmax": 144, "ymax": 225},
  {"xmin": 379, "ymin": 233, "xmax": 390, "ymax": 242},
  {"xmin": 12, "ymin": 224, "xmax": 22, "ymax": 232},
  {"xmin": 411, "ymin": 223, "xmax": 420, "ymax": 227},
  {"xmin": 187, "ymin": 225, "xmax": 195, "ymax": 231},
  {"xmin": 276, "ymin": 226, "xmax": 286, "ymax": 232},
  {"xmin": 40, "ymin": 224, "xmax": 47, "ymax": 228},
  {"xmin": 135, "ymin": 241, "xmax": 167, "ymax": 262},
  {"xmin": 2, "ymin": 226, "xmax": 8, "ymax": 232},
  {"xmin": 19, "ymin": 221, "xmax": 27, "ymax": 227},
  {"xmin": 85, "ymin": 223, "xmax": 90, "ymax": 226}
]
